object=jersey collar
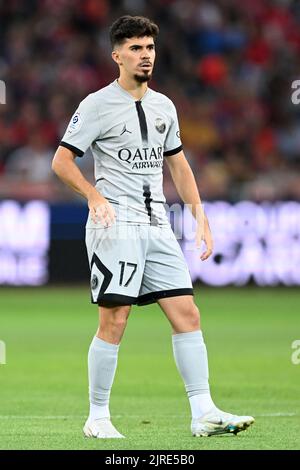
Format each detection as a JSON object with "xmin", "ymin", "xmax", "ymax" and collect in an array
[{"xmin": 113, "ymin": 79, "xmax": 150, "ymax": 102}]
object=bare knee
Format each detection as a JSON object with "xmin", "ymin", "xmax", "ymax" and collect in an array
[
  {"xmin": 97, "ymin": 305, "xmax": 131, "ymax": 344},
  {"xmin": 186, "ymin": 304, "xmax": 201, "ymax": 331},
  {"xmin": 101, "ymin": 305, "xmax": 131, "ymax": 330},
  {"xmin": 173, "ymin": 303, "xmax": 201, "ymax": 334}
]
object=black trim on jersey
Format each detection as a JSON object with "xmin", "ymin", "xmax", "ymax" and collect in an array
[
  {"xmin": 91, "ymin": 253, "xmax": 113, "ymax": 297},
  {"xmin": 163, "ymin": 145, "xmax": 183, "ymax": 157},
  {"xmin": 60, "ymin": 141, "xmax": 84, "ymax": 157},
  {"xmin": 92, "ymin": 293, "xmax": 138, "ymax": 307},
  {"xmin": 143, "ymin": 183, "xmax": 159, "ymax": 226},
  {"xmin": 137, "ymin": 288, "xmax": 194, "ymax": 306},
  {"xmin": 135, "ymin": 100, "xmax": 148, "ymax": 143}
]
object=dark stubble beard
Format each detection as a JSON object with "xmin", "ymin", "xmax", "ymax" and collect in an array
[{"xmin": 133, "ymin": 72, "xmax": 152, "ymax": 83}]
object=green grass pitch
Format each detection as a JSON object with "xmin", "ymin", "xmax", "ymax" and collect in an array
[{"xmin": 0, "ymin": 286, "xmax": 299, "ymax": 450}]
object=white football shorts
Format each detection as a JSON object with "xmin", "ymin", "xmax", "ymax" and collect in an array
[{"xmin": 85, "ymin": 223, "xmax": 193, "ymax": 307}]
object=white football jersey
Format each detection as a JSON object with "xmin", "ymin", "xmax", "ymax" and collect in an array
[{"xmin": 60, "ymin": 80, "xmax": 182, "ymax": 225}]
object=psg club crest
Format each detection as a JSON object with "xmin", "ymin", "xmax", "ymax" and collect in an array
[
  {"xmin": 155, "ymin": 118, "xmax": 166, "ymax": 134},
  {"xmin": 91, "ymin": 274, "xmax": 98, "ymax": 290}
]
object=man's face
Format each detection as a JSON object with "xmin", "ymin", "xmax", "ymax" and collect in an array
[{"xmin": 113, "ymin": 36, "xmax": 155, "ymax": 83}]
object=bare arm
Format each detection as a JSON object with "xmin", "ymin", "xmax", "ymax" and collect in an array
[
  {"xmin": 52, "ymin": 146, "xmax": 115, "ymax": 226},
  {"xmin": 165, "ymin": 150, "xmax": 213, "ymax": 260}
]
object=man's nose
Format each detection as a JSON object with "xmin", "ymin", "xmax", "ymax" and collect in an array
[{"xmin": 141, "ymin": 49, "xmax": 150, "ymax": 58}]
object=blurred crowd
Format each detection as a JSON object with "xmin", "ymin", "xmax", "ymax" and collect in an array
[{"xmin": 1, "ymin": 0, "xmax": 300, "ymax": 202}]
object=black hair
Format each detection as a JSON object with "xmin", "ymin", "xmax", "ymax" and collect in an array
[{"xmin": 109, "ymin": 15, "xmax": 159, "ymax": 48}]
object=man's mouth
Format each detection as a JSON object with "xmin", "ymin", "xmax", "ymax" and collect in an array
[{"xmin": 139, "ymin": 63, "xmax": 152, "ymax": 68}]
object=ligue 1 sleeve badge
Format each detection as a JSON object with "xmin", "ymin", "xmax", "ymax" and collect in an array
[{"xmin": 67, "ymin": 111, "xmax": 82, "ymax": 133}]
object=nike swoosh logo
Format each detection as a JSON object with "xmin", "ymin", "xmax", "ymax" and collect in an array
[{"xmin": 208, "ymin": 418, "xmax": 223, "ymax": 425}]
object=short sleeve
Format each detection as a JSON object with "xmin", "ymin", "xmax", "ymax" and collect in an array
[
  {"xmin": 163, "ymin": 101, "xmax": 183, "ymax": 157},
  {"xmin": 60, "ymin": 94, "xmax": 100, "ymax": 157}
]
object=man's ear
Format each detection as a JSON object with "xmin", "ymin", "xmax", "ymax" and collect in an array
[{"xmin": 112, "ymin": 50, "xmax": 122, "ymax": 66}]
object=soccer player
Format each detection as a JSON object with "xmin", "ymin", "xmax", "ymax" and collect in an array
[{"xmin": 52, "ymin": 15, "xmax": 254, "ymax": 438}]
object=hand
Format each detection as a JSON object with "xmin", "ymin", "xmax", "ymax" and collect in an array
[
  {"xmin": 196, "ymin": 217, "xmax": 213, "ymax": 261},
  {"xmin": 87, "ymin": 190, "xmax": 116, "ymax": 227}
]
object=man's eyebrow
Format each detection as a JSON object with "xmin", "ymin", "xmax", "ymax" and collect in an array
[{"xmin": 129, "ymin": 44, "xmax": 154, "ymax": 48}]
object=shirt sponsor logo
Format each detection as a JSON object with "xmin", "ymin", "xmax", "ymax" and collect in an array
[{"xmin": 118, "ymin": 147, "xmax": 163, "ymax": 169}]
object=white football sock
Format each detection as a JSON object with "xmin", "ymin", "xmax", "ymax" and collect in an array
[
  {"xmin": 189, "ymin": 393, "xmax": 215, "ymax": 418},
  {"xmin": 89, "ymin": 403, "xmax": 110, "ymax": 421},
  {"xmin": 88, "ymin": 336, "xmax": 119, "ymax": 421},
  {"xmin": 172, "ymin": 330, "xmax": 216, "ymax": 419}
]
